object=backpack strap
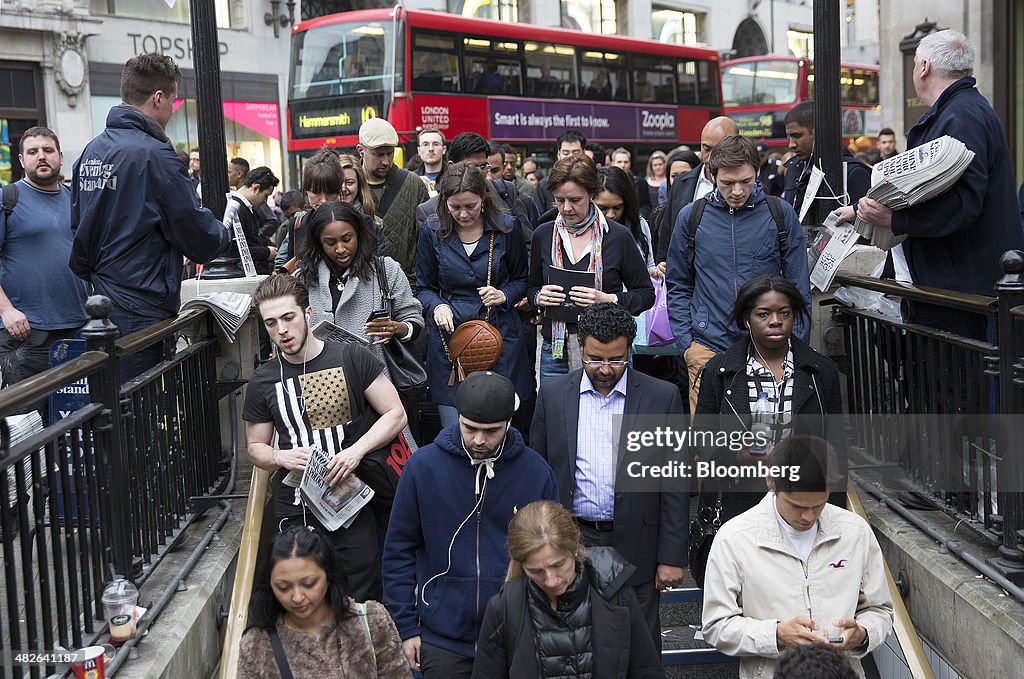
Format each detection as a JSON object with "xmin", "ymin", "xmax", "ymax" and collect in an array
[
  {"xmin": 685, "ymin": 197, "xmax": 707, "ymax": 271},
  {"xmin": 2, "ymin": 182, "xmax": 18, "ymax": 220},
  {"xmin": 267, "ymin": 626, "xmax": 296, "ymax": 679},
  {"xmin": 376, "ymin": 169, "xmax": 407, "ymax": 217},
  {"xmin": 765, "ymin": 197, "xmax": 786, "ymax": 259}
]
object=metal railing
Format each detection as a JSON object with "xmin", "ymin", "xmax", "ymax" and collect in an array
[
  {"xmin": 830, "ymin": 250, "xmax": 1024, "ymax": 584},
  {"xmin": 0, "ymin": 296, "xmax": 232, "ymax": 677}
]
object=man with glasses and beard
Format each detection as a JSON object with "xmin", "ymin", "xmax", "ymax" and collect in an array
[{"xmin": 530, "ymin": 302, "xmax": 688, "ymax": 651}]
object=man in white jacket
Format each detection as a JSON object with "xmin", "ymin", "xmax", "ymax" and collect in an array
[{"xmin": 701, "ymin": 436, "xmax": 893, "ymax": 679}]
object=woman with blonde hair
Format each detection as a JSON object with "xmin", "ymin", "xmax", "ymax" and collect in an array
[
  {"xmin": 472, "ymin": 500, "xmax": 663, "ymax": 679},
  {"xmin": 337, "ymin": 153, "xmax": 378, "ymax": 220},
  {"xmin": 644, "ymin": 150, "xmax": 667, "ymax": 209}
]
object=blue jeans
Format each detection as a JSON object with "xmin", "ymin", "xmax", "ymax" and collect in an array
[{"xmin": 539, "ymin": 340, "xmax": 569, "ymax": 381}]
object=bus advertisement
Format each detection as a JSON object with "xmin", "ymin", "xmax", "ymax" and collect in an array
[{"xmin": 287, "ymin": 8, "xmax": 722, "ymax": 182}]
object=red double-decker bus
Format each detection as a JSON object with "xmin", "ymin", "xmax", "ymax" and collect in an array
[
  {"xmin": 286, "ymin": 7, "xmax": 722, "ymax": 183},
  {"xmin": 721, "ymin": 55, "xmax": 880, "ymax": 148}
]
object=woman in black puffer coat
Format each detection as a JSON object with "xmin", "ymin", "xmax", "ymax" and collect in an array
[{"xmin": 472, "ymin": 500, "xmax": 664, "ymax": 679}]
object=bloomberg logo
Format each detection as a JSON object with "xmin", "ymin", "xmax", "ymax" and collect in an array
[{"xmin": 641, "ymin": 109, "xmax": 676, "ymax": 133}]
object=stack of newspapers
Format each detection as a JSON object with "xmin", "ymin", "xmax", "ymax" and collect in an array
[
  {"xmin": 180, "ymin": 292, "xmax": 252, "ymax": 342},
  {"xmin": 855, "ymin": 135, "xmax": 975, "ymax": 249},
  {"xmin": 4, "ymin": 411, "xmax": 43, "ymax": 499}
]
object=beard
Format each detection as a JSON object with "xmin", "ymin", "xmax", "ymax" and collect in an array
[
  {"xmin": 280, "ymin": 324, "xmax": 310, "ymax": 357},
  {"xmin": 27, "ymin": 164, "xmax": 59, "ymax": 187}
]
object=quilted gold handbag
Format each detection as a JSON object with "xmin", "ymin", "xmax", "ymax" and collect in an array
[{"xmin": 441, "ymin": 233, "xmax": 503, "ymax": 385}]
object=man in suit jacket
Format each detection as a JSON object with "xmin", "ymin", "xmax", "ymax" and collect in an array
[
  {"xmin": 656, "ymin": 116, "xmax": 738, "ymax": 265},
  {"xmin": 530, "ymin": 302, "xmax": 688, "ymax": 650}
]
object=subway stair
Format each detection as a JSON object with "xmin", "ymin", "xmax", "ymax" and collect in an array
[{"xmin": 659, "ymin": 583, "xmax": 739, "ymax": 678}]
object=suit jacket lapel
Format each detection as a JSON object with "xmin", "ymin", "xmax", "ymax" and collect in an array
[{"xmin": 565, "ymin": 373, "xmax": 582, "ymax": 485}]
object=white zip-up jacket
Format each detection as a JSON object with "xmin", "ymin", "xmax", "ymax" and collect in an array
[{"xmin": 701, "ymin": 492, "xmax": 893, "ymax": 678}]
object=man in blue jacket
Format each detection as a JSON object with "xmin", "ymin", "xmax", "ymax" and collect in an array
[
  {"xmin": 666, "ymin": 135, "xmax": 811, "ymax": 414},
  {"xmin": 382, "ymin": 371, "xmax": 558, "ymax": 679},
  {"xmin": 70, "ymin": 53, "xmax": 230, "ymax": 377},
  {"xmin": 835, "ymin": 29, "xmax": 1024, "ymax": 340}
]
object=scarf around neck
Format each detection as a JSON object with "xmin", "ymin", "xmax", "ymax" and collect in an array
[{"xmin": 550, "ymin": 203, "xmax": 607, "ymax": 359}]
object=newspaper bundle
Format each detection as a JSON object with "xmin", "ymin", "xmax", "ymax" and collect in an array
[
  {"xmin": 854, "ymin": 135, "xmax": 975, "ymax": 249},
  {"xmin": 809, "ymin": 213, "xmax": 862, "ymax": 292},
  {"xmin": 299, "ymin": 444, "xmax": 374, "ymax": 531},
  {"xmin": 180, "ymin": 292, "xmax": 252, "ymax": 342}
]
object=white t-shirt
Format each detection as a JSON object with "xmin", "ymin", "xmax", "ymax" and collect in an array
[{"xmin": 773, "ymin": 494, "xmax": 818, "ymax": 563}]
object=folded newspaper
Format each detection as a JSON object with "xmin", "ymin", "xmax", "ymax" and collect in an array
[
  {"xmin": 299, "ymin": 444, "xmax": 374, "ymax": 531},
  {"xmin": 809, "ymin": 213, "xmax": 862, "ymax": 292},
  {"xmin": 180, "ymin": 292, "xmax": 252, "ymax": 342},
  {"xmin": 311, "ymin": 319, "xmax": 371, "ymax": 346},
  {"xmin": 854, "ymin": 135, "xmax": 975, "ymax": 249}
]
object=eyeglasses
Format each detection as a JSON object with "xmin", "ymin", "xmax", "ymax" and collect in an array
[{"xmin": 582, "ymin": 359, "xmax": 628, "ymax": 368}]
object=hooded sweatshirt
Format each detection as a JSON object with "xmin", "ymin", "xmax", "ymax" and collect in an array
[{"xmin": 382, "ymin": 423, "xmax": 559, "ymax": 657}]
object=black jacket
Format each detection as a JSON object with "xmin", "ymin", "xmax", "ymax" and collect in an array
[
  {"xmin": 888, "ymin": 77, "xmax": 1024, "ymax": 295},
  {"xmin": 656, "ymin": 163, "xmax": 704, "ymax": 264},
  {"xmin": 472, "ymin": 547, "xmax": 664, "ymax": 679},
  {"xmin": 693, "ymin": 336, "xmax": 843, "ymax": 519},
  {"xmin": 782, "ymin": 150, "xmax": 870, "ymax": 225}
]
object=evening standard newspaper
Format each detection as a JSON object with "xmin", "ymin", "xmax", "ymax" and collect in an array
[
  {"xmin": 809, "ymin": 214, "xmax": 861, "ymax": 292},
  {"xmin": 854, "ymin": 135, "xmax": 975, "ymax": 249},
  {"xmin": 180, "ymin": 292, "xmax": 252, "ymax": 342},
  {"xmin": 299, "ymin": 444, "xmax": 374, "ymax": 531}
]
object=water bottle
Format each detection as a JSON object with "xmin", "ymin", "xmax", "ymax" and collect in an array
[{"xmin": 749, "ymin": 391, "xmax": 773, "ymax": 456}]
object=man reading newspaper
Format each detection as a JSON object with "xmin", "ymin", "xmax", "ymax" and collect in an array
[{"xmin": 243, "ymin": 274, "xmax": 407, "ymax": 602}]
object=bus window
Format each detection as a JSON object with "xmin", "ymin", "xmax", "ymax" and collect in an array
[
  {"xmin": 721, "ymin": 59, "xmax": 798, "ymax": 106},
  {"xmin": 290, "ymin": 20, "xmax": 397, "ymax": 99},
  {"xmin": 580, "ymin": 51, "xmax": 628, "ymax": 102},
  {"xmin": 841, "ymin": 67, "xmax": 879, "ymax": 106},
  {"xmin": 632, "ymin": 55, "xmax": 675, "ymax": 103},
  {"xmin": 695, "ymin": 59, "xmax": 720, "ymax": 106},
  {"xmin": 463, "ymin": 38, "xmax": 522, "ymax": 95},
  {"xmin": 524, "ymin": 42, "xmax": 576, "ymax": 98},
  {"xmin": 412, "ymin": 31, "xmax": 459, "ymax": 91}
]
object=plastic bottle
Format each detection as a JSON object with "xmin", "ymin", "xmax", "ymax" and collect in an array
[
  {"xmin": 102, "ymin": 578, "xmax": 139, "ymax": 646},
  {"xmin": 749, "ymin": 391, "xmax": 773, "ymax": 456}
]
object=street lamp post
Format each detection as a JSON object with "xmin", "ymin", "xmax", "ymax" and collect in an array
[
  {"xmin": 190, "ymin": 0, "xmax": 244, "ymax": 278},
  {"xmin": 812, "ymin": 0, "xmax": 842, "ymax": 226}
]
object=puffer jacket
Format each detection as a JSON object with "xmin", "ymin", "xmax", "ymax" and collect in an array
[
  {"xmin": 528, "ymin": 568, "xmax": 594, "ymax": 679},
  {"xmin": 701, "ymin": 493, "xmax": 894, "ymax": 679},
  {"xmin": 472, "ymin": 546, "xmax": 664, "ymax": 679},
  {"xmin": 665, "ymin": 184, "xmax": 811, "ymax": 354}
]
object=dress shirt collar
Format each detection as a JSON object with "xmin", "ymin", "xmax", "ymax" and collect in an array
[{"xmin": 580, "ymin": 370, "xmax": 628, "ymax": 398}]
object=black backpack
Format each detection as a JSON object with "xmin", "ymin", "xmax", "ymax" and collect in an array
[
  {"xmin": 685, "ymin": 195, "xmax": 788, "ymax": 274},
  {"xmin": 1, "ymin": 182, "xmax": 17, "ymax": 219}
]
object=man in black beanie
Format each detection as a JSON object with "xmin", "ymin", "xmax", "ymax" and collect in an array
[
  {"xmin": 383, "ymin": 371, "xmax": 559, "ymax": 679},
  {"xmin": 701, "ymin": 435, "xmax": 893, "ymax": 677}
]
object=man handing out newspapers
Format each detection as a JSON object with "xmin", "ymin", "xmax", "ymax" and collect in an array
[
  {"xmin": 243, "ymin": 274, "xmax": 407, "ymax": 602},
  {"xmin": 832, "ymin": 29, "xmax": 1024, "ymax": 339}
]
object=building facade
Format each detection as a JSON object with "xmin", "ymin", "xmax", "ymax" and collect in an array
[{"xmin": 1, "ymin": 0, "xmax": 291, "ymax": 184}]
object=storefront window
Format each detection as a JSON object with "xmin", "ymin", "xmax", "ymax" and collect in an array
[
  {"xmin": 561, "ymin": 0, "xmax": 616, "ymax": 35},
  {"xmin": 90, "ymin": 0, "xmax": 244, "ymax": 29},
  {"xmin": 89, "ymin": 96, "xmax": 284, "ymax": 188}
]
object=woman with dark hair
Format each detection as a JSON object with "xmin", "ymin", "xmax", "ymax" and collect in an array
[
  {"xmin": 693, "ymin": 275, "xmax": 842, "ymax": 524},
  {"xmin": 238, "ymin": 526, "xmax": 410, "ymax": 679},
  {"xmin": 299, "ymin": 201, "xmax": 422, "ymax": 370},
  {"xmin": 416, "ymin": 161, "xmax": 531, "ymax": 427},
  {"xmin": 528, "ymin": 155, "xmax": 654, "ymax": 379},
  {"xmin": 472, "ymin": 500, "xmax": 663, "ymax": 679},
  {"xmin": 275, "ymin": 148, "xmax": 345, "ymax": 271},
  {"xmin": 596, "ymin": 166, "xmax": 660, "ymax": 278}
]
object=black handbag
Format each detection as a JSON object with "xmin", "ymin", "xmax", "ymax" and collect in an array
[
  {"xmin": 376, "ymin": 257, "xmax": 427, "ymax": 391},
  {"xmin": 687, "ymin": 493, "xmax": 722, "ymax": 589}
]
